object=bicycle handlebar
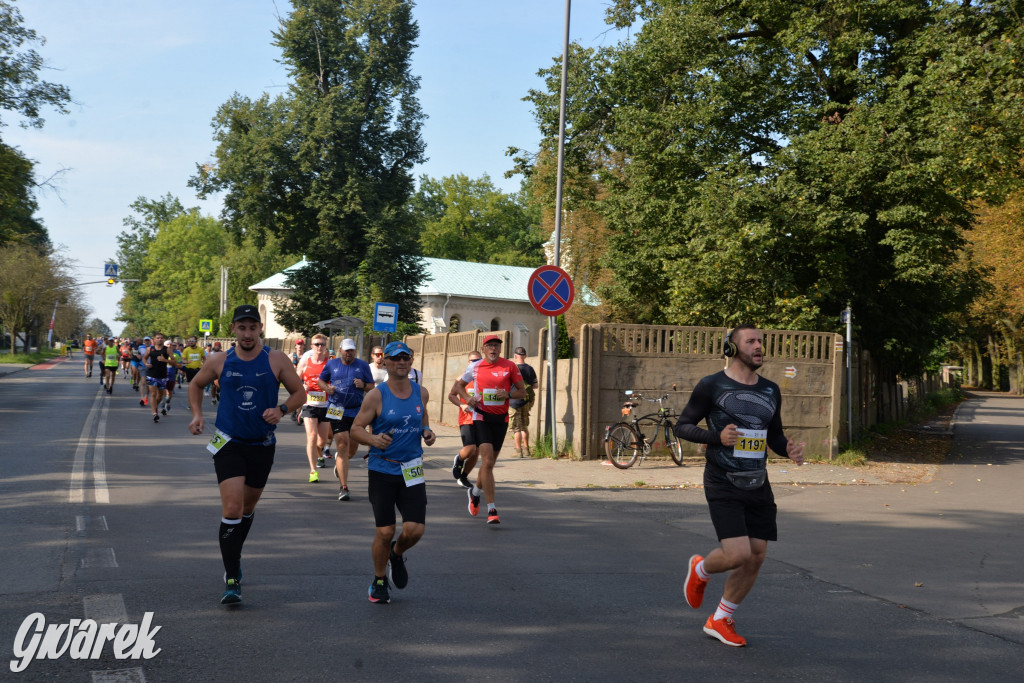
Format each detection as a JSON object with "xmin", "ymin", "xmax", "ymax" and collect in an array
[{"xmin": 624, "ymin": 392, "xmax": 670, "ymax": 403}]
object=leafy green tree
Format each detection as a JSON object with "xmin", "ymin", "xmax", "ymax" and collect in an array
[
  {"xmin": 193, "ymin": 0, "xmax": 427, "ymax": 335},
  {"xmin": 115, "ymin": 194, "xmax": 188, "ymax": 332},
  {"xmin": 0, "ymin": 0, "xmax": 70, "ymax": 129},
  {"xmin": 0, "ymin": 141, "xmax": 46, "ymax": 246},
  {"xmin": 132, "ymin": 211, "xmax": 228, "ymax": 336},
  {"xmin": 119, "ymin": 207, "xmax": 290, "ymax": 338},
  {"xmin": 0, "ymin": 0, "xmax": 70, "ymax": 248},
  {"xmin": 85, "ymin": 317, "xmax": 112, "ymax": 338},
  {"xmin": 523, "ymin": 0, "xmax": 1024, "ymax": 376},
  {"xmin": 412, "ymin": 173, "xmax": 544, "ymax": 266},
  {"xmin": 0, "ymin": 242, "xmax": 76, "ymax": 351}
]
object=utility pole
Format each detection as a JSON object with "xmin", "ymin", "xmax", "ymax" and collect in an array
[
  {"xmin": 220, "ymin": 266, "xmax": 229, "ymax": 317},
  {"xmin": 546, "ymin": 0, "xmax": 571, "ymax": 459}
]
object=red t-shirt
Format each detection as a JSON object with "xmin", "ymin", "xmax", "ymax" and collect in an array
[{"xmin": 460, "ymin": 357, "xmax": 523, "ymax": 417}]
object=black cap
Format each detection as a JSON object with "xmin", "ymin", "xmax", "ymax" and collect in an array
[
  {"xmin": 232, "ymin": 304, "xmax": 261, "ymax": 323},
  {"xmin": 514, "ymin": 346, "xmax": 527, "ymax": 356}
]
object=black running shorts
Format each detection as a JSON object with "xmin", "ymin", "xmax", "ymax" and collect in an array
[
  {"xmin": 301, "ymin": 405, "xmax": 328, "ymax": 420},
  {"xmin": 471, "ymin": 411, "xmax": 509, "ymax": 452},
  {"xmin": 703, "ymin": 466, "xmax": 778, "ymax": 541},
  {"xmin": 213, "ymin": 440, "xmax": 276, "ymax": 489},
  {"xmin": 328, "ymin": 414, "xmax": 355, "ymax": 434},
  {"xmin": 184, "ymin": 367, "xmax": 200, "ymax": 382},
  {"xmin": 459, "ymin": 424, "xmax": 475, "ymax": 448},
  {"xmin": 367, "ymin": 469, "xmax": 427, "ymax": 527}
]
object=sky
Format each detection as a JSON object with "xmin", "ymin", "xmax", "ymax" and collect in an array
[{"xmin": 5, "ymin": 0, "xmax": 630, "ymax": 335}]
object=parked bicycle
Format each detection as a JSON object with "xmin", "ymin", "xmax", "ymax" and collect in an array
[{"xmin": 604, "ymin": 390, "xmax": 684, "ymax": 469}]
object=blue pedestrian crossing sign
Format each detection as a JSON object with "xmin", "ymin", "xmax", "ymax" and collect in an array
[
  {"xmin": 374, "ymin": 302, "xmax": 398, "ymax": 333},
  {"xmin": 104, "ymin": 263, "xmax": 118, "ymax": 278}
]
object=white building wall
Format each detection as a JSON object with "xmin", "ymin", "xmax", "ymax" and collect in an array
[
  {"xmin": 419, "ymin": 294, "xmax": 549, "ymax": 354},
  {"xmin": 256, "ymin": 290, "xmax": 291, "ymax": 340}
]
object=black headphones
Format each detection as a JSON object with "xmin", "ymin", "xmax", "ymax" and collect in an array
[{"xmin": 723, "ymin": 329, "xmax": 737, "ymax": 358}]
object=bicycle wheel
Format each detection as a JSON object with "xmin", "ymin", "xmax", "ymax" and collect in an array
[
  {"xmin": 605, "ymin": 423, "xmax": 640, "ymax": 469},
  {"xmin": 665, "ymin": 423, "xmax": 684, "ymax": 466}
]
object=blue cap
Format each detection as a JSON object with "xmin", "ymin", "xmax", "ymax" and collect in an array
[{"xmin": 384, "ymin": 341, "xmax": 412, "ymax": 357}]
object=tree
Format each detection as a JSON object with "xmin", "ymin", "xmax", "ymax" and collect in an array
[
  {"xmin": 412, "ymin": 173, "xmax": 544, "ymax": 266},
  {"xmin": 0, "ymin": 241, "xmax": 77, "ymax": 352},
  {"xmin": 522, "ymin": 0, "xmax": 1024, "ymax": 376},
  {"xmin": 115, "ymin": 195, "xmax": 188, "ymax": 332},
  {"xmin": 0, "ymin": 0, "xmax": 70, "ymax": 249},
  {"xmin": 0, "ymin": 141, "xmax": 47, "ymax": 246},
  {"xmin": 193, "ymin": 0, "xmax": 427, "ymax": 335},
  {"xmin": 84, "ymin": 317, "xmax": 112, "ymax": 338},
  {"xmin": 116, "ymin": 203, "xmax": 290, "ymax": 338},
  {"xmin": 0, "ymin": 0, "xmax": 70, "ymax": 129}
]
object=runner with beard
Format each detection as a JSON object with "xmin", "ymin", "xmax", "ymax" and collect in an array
[
  {"xmin": 675, "ymin": 324, "xmax": 805, "ymax": 647},
  {"xmin": 187, "ymin": 305, "xmax": 305, "ymax": 604}
]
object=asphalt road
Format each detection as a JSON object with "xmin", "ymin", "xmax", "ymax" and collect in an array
[{"xmin": 1, "ymin": 360, "xmax": 1021, "ymax": 681}]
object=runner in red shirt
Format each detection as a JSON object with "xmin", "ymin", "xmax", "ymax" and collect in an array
[
  {"xmin": 448, "ymin": 350, "xmax": 482, "ymax": 489},
  {"xmin": 451, "ymin": 335, "xmax": 526, "ymax": 524},
  {"xmin": 296, "ymin": 333, "xmax": 332, "ymax": 482}
]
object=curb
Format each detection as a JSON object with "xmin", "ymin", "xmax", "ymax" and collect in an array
[{"xmin": 946, "ymin": 398, "xmax": 966, "ymax": 435}]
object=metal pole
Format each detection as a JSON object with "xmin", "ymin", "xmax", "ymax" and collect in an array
[
  {"xmin": 548, "ymin": 0, "xmax": 571, "ymax": 459},
  {"xmin": 219, "ymin": 266, "xmax": 229, "ymax": 317},
  {"xmin": 845, "ymin": 302, "xmax": 853, "ymax": 442}
]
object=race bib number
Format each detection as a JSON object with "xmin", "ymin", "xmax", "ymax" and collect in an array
[
  {"xmin": 306, "ymin": 390, "xmax": 327, "ymax": 407},
  {"xmin": 188, "ymin": 352, "xmax": 201, "ymax": 364},
  {"xmin": 401, "ymin": 457, "xmax": 425, "ymax": 487},
  {"xmin": 734, "ymin": 428, "xmax": 768, "ymax": 459},
  {"xmin": 480, "ymin": 390, "xmax": 504, "ymax": 407},
  {"xmin": 327, "ymin": 404, "xmax": 345, "ymax": 419},
  {"xmin": 207, "ymin": 429, "xmax": 231, "ymax": 455}
]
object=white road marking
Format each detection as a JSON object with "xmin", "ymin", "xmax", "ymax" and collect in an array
[
  {"xmin": 94, "ymin": 401, "xmax": 110, "ymax": 504},
  {"xmin": 81, "ymin": 547, "xmax": 119, "ymax": 568},
  {"xmin": 83, "ymin": 593, "xmax": 128, "ymax": 622},
  {"xmin": 69, "ymin": 392, "xmax": 104, "ymax": 504},
  {"xmin": 91, "ymin": 669, "xmax": 147, "ymax": 683}
]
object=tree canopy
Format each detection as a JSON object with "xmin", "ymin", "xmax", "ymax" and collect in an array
[
  {"xmin": 412, "ymin": 173, "xmax": 544, "ymax": 266},
  {"xmin": 0, "ymin": 0, "xmax": 71, "ymax": 250},
  {"xmin": 115, "ymin": 196, "xmax": 290, "ymax": 338},
  {"xmin": 192, "ymin": 0, "xmax": 427, "ymax": 335},
  {"xmin": 521, "ymin": 0, "xmax": 1024, "ymax": 375}
]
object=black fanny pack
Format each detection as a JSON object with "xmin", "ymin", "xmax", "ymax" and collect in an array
[{"xmin": 725, "ymin": 469, "xmax": 767, "ymax": 491}]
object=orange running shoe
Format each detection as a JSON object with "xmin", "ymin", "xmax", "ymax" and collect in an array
[
  {"xmin": 684, "ymin": 554, "xmax": 708, "ymax": 609},
  {"xmin": 703, "ymin": 615, "xmax": 746, "ymax": 647}
]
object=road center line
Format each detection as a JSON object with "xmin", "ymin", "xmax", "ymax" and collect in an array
[
  {"xmin": 94, "ymin": 401, "xmax": 110, "ymax": 504},
  {"xmin": 69, "ymin": 391, "xmax": 104, "ymax": 504},
  {"xmin": 83, "ymin": 593, "xmax": 128, "ymax": 622}
]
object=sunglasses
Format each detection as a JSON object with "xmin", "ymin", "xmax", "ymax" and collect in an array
[
  {"xmin": 373, "ymin": 352, "xmax": 383, "ymax": 356},
  {"xmin": 313, "ymin": 342, "xmax": 325, "ymax": 347},
  {"xmin": 388, "ymin": 353, "xmax": 411, "ymax": 361}
]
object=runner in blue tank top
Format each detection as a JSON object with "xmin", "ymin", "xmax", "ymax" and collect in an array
[
  {"xmin": 350, "ymin": 341, "xmax": 436, "ymax": 605},
  {"xmin": 187, "ymin": 304, "xmax": 305, "ymax": 605}
]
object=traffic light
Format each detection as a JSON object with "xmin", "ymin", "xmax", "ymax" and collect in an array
[{"xmin": 107, "ymin": 278, "xmax": 116, "ymax": 286}]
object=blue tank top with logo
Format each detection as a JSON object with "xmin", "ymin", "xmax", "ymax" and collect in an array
[
  {"xmin": 215, "ymin": 346, "xmax": 279, "ymax": 445},
  {"xmin": 367, "ymin": 383, "xmax": 424, "ymax": 475}
]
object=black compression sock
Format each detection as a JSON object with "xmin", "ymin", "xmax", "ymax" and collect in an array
[{"xmin": 219, "ymin": 518, "xmax": 243, "ymax": 579}]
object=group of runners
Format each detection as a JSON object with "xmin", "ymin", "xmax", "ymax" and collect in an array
[{"xmin": 86, "ymin": 308, "xmax": 804, "ymax": 648}]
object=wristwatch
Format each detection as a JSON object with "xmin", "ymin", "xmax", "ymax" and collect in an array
[{"xmin": 279, "ymin": 404, "xmax": 288, "ymax": 415}]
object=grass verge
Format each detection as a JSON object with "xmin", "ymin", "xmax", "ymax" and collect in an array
[{"xmin": 0, "ymin": 349, "xmax": 62, "ymax": 364}]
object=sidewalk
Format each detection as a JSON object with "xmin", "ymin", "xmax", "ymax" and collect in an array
[
  {"xmin": 425, "ymin": 423, "xmax": 922, "ymax": 490},
  {"xmin": 0, "ymin": 362, "xmax": 34, "ymax": 379}
]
